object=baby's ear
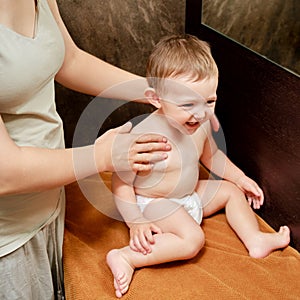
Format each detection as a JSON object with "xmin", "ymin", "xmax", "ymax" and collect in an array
[{"xmin": 144, "ymin": 87, "xmax": 161, "ymax": 108}]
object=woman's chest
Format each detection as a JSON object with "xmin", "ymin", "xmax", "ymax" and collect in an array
[{"xmin": 0, "ymin": 0, "xmax": 65, "ymax": 109}]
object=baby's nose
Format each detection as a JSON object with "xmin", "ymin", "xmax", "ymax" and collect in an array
[{"xmin": 193, "ymin": 112, "xmax": 206, "ymax": 121}]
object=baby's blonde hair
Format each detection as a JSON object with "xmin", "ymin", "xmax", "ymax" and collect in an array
[{"xmin": 146, "ymin": 34, "xmax": 218, "ymax": 92}]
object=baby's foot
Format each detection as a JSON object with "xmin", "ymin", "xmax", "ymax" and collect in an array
[
  {"xmin": 106, "ymin": 249, "xmax": 135, "ymax": 298},
  {"xmin": 248, "ymin": 226, "xmax": 290, "ymax": 258}
]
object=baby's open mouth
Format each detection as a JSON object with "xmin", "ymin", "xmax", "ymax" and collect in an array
[
  {"xmin": 186, "ymin": 121, "xmax": 199, "ymax": 126},
  {"xmin": 185, "ymin": 121, "xmax": 200, "ymax": 128}
]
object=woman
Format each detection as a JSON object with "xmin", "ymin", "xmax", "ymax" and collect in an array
[{"xmin": 0, "ymin": 1, "xmax": 170, "ymax": 299}]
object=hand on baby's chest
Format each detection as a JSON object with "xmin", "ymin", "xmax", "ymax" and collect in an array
[
  {"xmin": 133, "ymin": 113, "xmax": 206, "ymax": 197},
  {"xmin": 135, "ymin": 136, "xmax": 200, "ymax": 197}
]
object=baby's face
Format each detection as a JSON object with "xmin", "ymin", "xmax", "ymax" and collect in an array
[{"xmin": 158, "ymin": 76, "xmax": 218, "ymax": 134}]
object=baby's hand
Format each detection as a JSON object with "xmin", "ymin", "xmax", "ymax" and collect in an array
[
  {"xmin": 236, "ymin": 176, "xmax": 264, "ymax": 209},
  {"xmin": 129, "ymin": 219, "xmax": 162, "ymax": 255}
]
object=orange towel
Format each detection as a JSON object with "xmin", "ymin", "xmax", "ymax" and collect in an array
[{"xmin": 63, "ymin": 173, "xmax": 300, "ymax": 300}]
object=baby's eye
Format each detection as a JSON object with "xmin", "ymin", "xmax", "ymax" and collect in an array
[
  {"xmin": 180, "ymin": 103, "xmax": 194, "ymax": 108},
  {"xmin": 206, "ymin": 99, "xmax": 216, "ymax": 105}
]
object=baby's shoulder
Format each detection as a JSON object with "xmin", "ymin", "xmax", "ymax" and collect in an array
[
  {"xmin": 131, "ymin": 117, "xmax": 152, "ymax": 134},
  {"xmin": 131, "ymin": 112, "xmax": 166, "ymax": 135}
]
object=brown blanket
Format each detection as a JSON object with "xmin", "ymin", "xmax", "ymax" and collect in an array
[{"xmin": 63, "ymin": 173, "xmax": 300, "ymax": 299}]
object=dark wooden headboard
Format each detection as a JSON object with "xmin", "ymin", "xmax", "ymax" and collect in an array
[{"xmin": 186, "ymin": 0, "xmax": 300, "ymax": 250}]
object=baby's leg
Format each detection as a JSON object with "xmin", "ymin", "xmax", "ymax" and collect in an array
[
  {"xmin": 107, "ymin": 202, "xmax": 204, "ymax": 298},
  {"xmin": 197, "ymin": 180, "xmax": 290, "ymax": 258}
]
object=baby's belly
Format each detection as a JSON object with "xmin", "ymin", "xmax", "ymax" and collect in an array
[{"xmin": 134, "ymin": 165, "xmax": 199, "ymax": 199}]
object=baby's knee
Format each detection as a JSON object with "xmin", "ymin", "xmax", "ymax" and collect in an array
[
  {"xmin": 183, "ymin": 227, "xmax": 205, "ymax": 259},
  {"xmin": 223, "ymin": 181, "xmax": 244, "ymax": 198}
]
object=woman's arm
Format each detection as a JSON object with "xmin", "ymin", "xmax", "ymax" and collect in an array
[
  {"xmin": 0, "ymin": 2, "xmax": 172, "ymax": 195},
  {"xmin": 0, "ymin": 115, "xmax": 76, "ymax": 195},
  {"xmin": 48, "ymin": 0, "xmax": 148, "ymax": 100},
  {"xmin": 0, "ymin": 118, "xmax": 169, "ymax": 196}
]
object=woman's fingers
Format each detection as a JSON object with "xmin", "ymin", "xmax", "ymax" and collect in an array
[
  {"xmin": 133, "ymin": 141, "xmax": 171, "ymax": 153},
  {"xmin": 135, "ymin": 133, "xmax": 168, "ymax": 144},
  {"xmin": 131, "ymin": 154, "xmax": 167, "ymax": 171},
  {"xmin": 108, "ymin": 123, "xmax": 172, "ymax": 172},
  {"xmin": 134, "ymin": 152, "xmax": 168, "ymax": 163},
  {"xmin": 129, "ymin": 136, "xmax": 171, "ymax": 169},
  {"xmin": 132, "ymin": 163, "xmax": 152, "ymax": 172}
]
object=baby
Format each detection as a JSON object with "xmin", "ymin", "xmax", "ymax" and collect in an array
[{"xmin": 107, "ymin": 34, "xmax": 290, "ymax": 298}]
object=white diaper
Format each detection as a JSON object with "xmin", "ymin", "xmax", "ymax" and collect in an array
[{"xmin": 136, "ymin": 192, "xmax": 203, "ymax": 224}]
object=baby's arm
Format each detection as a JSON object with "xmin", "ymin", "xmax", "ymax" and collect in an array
[
  {"xmin": 112, "ymin": 173, "xmax": 162, "ymax": 254},
  {"xmin": 200, "ymin": 128, "xmax": 264, "ymax": 208}
]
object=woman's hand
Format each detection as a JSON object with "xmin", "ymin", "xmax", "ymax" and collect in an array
[
  {"xmin": 236, "ymin": 176, "xmax": 264, "ymax": 209},
  {"xmin": 95, "ymin": 122, "xmax": 171, "ymax": 173}
]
